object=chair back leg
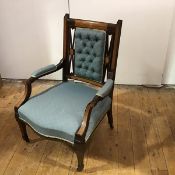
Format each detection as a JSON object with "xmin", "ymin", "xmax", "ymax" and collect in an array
[{"xmin": 107, "ymin": 105, "xmax": 114, "ymax": 129}]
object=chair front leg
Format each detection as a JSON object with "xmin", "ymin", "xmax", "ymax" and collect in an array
[
  {"xmin": 107, "ymin": 105, "xmax": 114, "ymax": 129},
  {"xmin": 15, "ymin": 113, "xmax": 29, "ymax": 142},
  {"xmin": 74, "ymin": 143, "xmax": 86, "ymax": 171}
]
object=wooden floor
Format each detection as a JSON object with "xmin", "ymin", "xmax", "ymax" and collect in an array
[{"xmin": 0, "ymin": 80, "xmax": 175, "ymax": 175}]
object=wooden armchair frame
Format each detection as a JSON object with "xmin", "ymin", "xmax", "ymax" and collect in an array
[{"xmin": 14, "ymin": 14, "xmax": 122, "ymax": 171}]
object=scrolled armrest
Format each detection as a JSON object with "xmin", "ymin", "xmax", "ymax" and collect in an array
[
  {"xmin": 96, "ymin": 79, "xmax": 113, "ymax": 98},
  {"xmin": 14, "ymin": 59, "xmax": 64, "ymax": 112}
]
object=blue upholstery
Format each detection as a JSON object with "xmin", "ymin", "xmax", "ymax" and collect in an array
[
  {"xmin": 74, "ymin": 28, "xmax": 106, "ymax": 82},
  {"xmin": 96, "ymin": 79, "xmax": 114, "ymax": 97},
  {"xmin": 31, "ymin": 64, "xmax": 57, "ymax": 78},
  {"xmin": 18, "ymin": 81, "xmax": 111, "ymax": 143}
]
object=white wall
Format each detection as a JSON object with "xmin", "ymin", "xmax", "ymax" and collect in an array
[
  {"xmin": 163, "ymin": 6, "xmax": 175, "ymax": 84},
  {"xmin": 0, "ymin": 0, "xmax": 174, "ymax": 85},
  {"xmin": 0, "ymin": 0, "xmax": 68, "ymax": 79},
  {"xmin": 70, "ymin": 0, "xmax": 174, "ymax": 85}
]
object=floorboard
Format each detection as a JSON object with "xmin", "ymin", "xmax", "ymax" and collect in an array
[{"xmin": 0, "ymin": 81, "xmax": 175, "ymax": 175}]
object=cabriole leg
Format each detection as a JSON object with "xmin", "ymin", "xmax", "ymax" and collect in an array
[
  {"xmin": 15, "ymin": 113, "xmax": 29, "ymax": 142},
  {"xmin": 74, "ymin": 143, "xmax": 86, "ymax": 171},
  {"xmin": 18, "ymin": 120, "xmax": 29, "ymax": 142},
  {"xmin": 107, "ymin": 106, "xmax": 114, "ymax": 129}
]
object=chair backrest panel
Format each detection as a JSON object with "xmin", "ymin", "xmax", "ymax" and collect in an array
[
  {"xmin": 74, "ymin": 28, "xmax": 106, "ymax": 82},
  {"xmin": 62, "ymin": 14, "xmax": 122, "ymax": 87}
]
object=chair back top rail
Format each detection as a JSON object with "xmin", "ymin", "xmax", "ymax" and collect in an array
[{"xmin": 68, "ymin": 18, "xmax": 118, "ymax": 34}]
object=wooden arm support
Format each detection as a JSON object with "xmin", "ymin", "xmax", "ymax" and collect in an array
[
  {"xmin": 14, "ymin": 59, "xmax": 64, "ymax": 112},
  {"xmin": 75, "ymin": 95, "xmax": 103, "ymax": 143},
  {"xmin": 75, "ymin": 79, "xmax": 115, "ymax": 143}
]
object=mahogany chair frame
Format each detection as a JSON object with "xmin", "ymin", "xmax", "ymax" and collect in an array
[{"xmin": 14, "ymin": 14, "xmax": 122, "ymax": 171}]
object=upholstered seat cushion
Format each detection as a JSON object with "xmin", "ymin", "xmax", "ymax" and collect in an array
[{"xmin": 18, "ymin": 81, "xmax": 111, "ymax": 144}]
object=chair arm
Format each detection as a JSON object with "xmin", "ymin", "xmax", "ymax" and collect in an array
[
  {"xmin": 75, "ymin": 95, "xmax": 103, "ymax": 143},
  {"xmin": 14, "ymin": 59, "xmax": 64, "ymax": 112},
  {"xmin": 31, "ymin": 64, "xmax": 57, "ymax": 78},
  {"xmin": 31, "ymin": 58, "xmax": 64, "ymax": 78},
  {"xmin": 96, "ymin": 79, "xmax": 114, "ymax": 98},
  {"xmin": 74, "ymin": 79, "xmax": 114, "ymax": 143}
]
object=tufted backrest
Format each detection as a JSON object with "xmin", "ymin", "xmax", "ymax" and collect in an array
[
  {"xmin": 62, "ymin": 14, "xmax": 122, "ymax": 87},
  {"xmin": 74, "ymin": 28, "xmax": 106, "ymax": 82}
]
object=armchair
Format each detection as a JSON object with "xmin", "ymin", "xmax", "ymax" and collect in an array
[{"xmin": 14, "ymin": 14, "xmax": 122, "ymax": 171}]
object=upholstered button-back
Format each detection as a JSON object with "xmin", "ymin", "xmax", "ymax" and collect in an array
[
  {"xmin": 14, "ymin": 14, "xmax": 122, "ymax": 171},
  {"xmin": 74, "ymin": 28, "xmax": 106, "ymax": 82}
]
